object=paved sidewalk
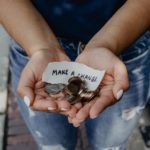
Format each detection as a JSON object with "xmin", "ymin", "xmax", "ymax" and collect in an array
[
  {"xmin": 6, "ymin": 84, "xmax": 37, "ymax": 150},
  {"xmin": 0, "ymin": 25, "xmax": 10, "ymax": 150}
]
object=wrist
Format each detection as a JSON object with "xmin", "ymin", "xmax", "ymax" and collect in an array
[
  {"xmin": 85, "ymin": 39, "xmax": 120, "ymax": 55},
  {"xmin": 27, "ymin": 45, "xmax": 64, "ymax": 58},
  {"xmin": 30, "ymin": 48, "xmax": 70, "ymax": 62}
]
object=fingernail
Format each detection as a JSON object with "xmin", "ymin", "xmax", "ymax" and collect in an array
[
  {"xmin": 116, "ymin": 89, "xmax": 123, "ymax": 100},
  {"xmin": 90, "ymin": 115, "xmax": 98, "ymax": 119},
  {"xmin": 68, "ymin": 118, "xmax": 72, "ymax": 124},
  {"xmin": 68, "ymin": 120, "xmax": 72, "ymax": 124},
  {"xmin": 48, "ymin": 107, "xmax": 56, "ymax": 111},
  {"xmin": 60, "ymin": 108, "xmax": 69, "ymax": 111},
  {"xmin": 24, "ymin": 96, "xmax": 30, "ymax": 107},
  {"xmin": 74, "ymin": 124, "xmax": 80, "ymax": 128},
  {"xmin": 78, "ymin": 118, "xmax": 84, "ymax": 122}
]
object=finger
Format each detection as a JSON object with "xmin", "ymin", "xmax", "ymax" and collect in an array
[
  {"xmin": 35, "ymin": 88, "xmax": 49, "ymax": 97},
  {"xmin": 73, "ymin": 123, "xmax": 81, "ymax": 128},
  {"xmin": 113, "ymin": 61, "xmax": 129, "ymax": 100},
  {"xmin": 56, "ymin": 100, "xmax": 71, "ymax": 111},
  {"xmin": 35, "ymin": 94, "xmax": 45, "ymax": 100},
  {"xmin": 90, "ymin": 95, "xmax": 114, "ymax": 119},
  {"xmin": 68, "ymin": 117, "xmax": 73, "ymax": 124},
  {"xmin": 68, "ymin": 117, "xmax": 81, "ymax": 127},
  {"xmin": 17, "ymin": 69, "xmax": 35, "ymax": 106},
  {"xmin": 71, "ymin": 117, "xmax": 82, "ymax": 127},
  {"xmin": 58, "ymin": 103, "xmax": 79, "ymax": 117},
  {"xmin": 69, "ymin": 115, "xmax": 81, "ymax": 126},
  {"xmin": 31, "ymin": 99, "xmax": 57, "ymax": 111},
  {"xmin": 67, "ymin": 106, "xmax": 78, "ymax": 118},
  {"xmin": 75, "ymin": 100, "xmax": 95, "ymax": 123},
  {"xmin": 75, "ymin": 54, "xmax": 85, "ymax": 64},
  {"xmin": 35, "ymin": 81, "xmax": 45, "ymax": 89},
  {"xmin": 59, "ymin": 111, "xmax": 69, "ymax": 116},
  {"xmin": 46, "ymin": 96, "xmax": 56, "ymax": 101},
  {"xmin": 74, "ymin": 102, "xmax": 82, "ymax": 110},
  {"xmin": 50, "ymin": 92, "xmax": 65, "ymax": 99}
]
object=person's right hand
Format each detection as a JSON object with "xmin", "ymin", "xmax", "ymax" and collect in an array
[{"xmin": 17, "ymin": 49, "xmax": 81, "ymax": 115}]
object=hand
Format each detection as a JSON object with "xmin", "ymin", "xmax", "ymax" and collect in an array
[
  {"xmin": 69, "ymin": 47, "xmax": 129, "ymax": 127},
  {"xmin": 17, "ymin": 49, "xmax": 81, "ymax": 115}
]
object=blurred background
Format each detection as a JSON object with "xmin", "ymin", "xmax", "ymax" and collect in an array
[{"xmin": 0, "ymin": 25, "xmax": 150, "ymax": 150}]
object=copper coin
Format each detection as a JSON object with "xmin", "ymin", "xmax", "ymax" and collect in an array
[{"xmin": 66, "ymin": 76, "xmax": 85, "ymax": 96}]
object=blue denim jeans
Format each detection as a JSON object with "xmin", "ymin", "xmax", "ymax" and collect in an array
[{"xmin": 9, "ymin": 32, "xmax": 150, "ymax": 150}]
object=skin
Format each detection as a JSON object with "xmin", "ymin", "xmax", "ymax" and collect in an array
[
  {"xmin": 0, "ymin": 0, "xmax": 150, "ymax": 127},
  {"xmin": 0, "ymin": 0, "xmax": 80, "ymax": 116}
]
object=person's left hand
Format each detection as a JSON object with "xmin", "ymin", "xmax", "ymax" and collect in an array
[{"xmin": 68, "ymin": 47, "xmax": 129, "ymax": 127}]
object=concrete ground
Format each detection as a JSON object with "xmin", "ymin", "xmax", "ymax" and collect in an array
[{"xmin": 0, "ymin": 25, "xmax": 150, "ymax": 150}]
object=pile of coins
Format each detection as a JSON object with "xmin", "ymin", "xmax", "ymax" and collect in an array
[{"xmin": 44, "ymin": 76, "xmax": 99, "ymax": 104}]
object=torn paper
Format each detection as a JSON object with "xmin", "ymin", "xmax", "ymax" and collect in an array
[{"xmin": 42, "ymin": 61, "xmax": 105, "ymax": 91}]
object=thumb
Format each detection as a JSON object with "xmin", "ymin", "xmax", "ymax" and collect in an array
[
  {"xmin": 17, "ymin": 69, "xmax": 35, "ymax": 107},
  {"xmin": 113, "ymin": 61, "xmax": 129, "ymax": 100}
]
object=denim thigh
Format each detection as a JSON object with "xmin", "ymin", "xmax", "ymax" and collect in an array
[
  {"xmin": 85, "ymin": 44, "xmax": 150, "ymax": 149},
  {"xmin": 9, "ymin": 36, "xmax": 150, "ymax": 150},
  {"xmin": 9, "ymin": 39, "xmax": 80, "ymax": 150}
]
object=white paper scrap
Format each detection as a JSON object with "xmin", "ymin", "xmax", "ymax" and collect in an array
[{"xmin": 42, "ymin": 61, "xmax": 105, "ymax": 91}]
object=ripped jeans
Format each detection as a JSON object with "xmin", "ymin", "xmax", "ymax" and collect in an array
[{"xmin": 9, "ymin": 32, "xmax": 150, "ymax": 150}]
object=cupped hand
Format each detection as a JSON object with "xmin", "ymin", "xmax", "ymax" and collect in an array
[
  {"xmin": 69, "ymin": 47, "xmax": 129, "ymax": 127},
  {"xmin": 17, "ymin": 49, "xmax": 80, "ymax": 115}
]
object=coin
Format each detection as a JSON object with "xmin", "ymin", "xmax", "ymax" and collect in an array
[
  {"xmin": 80, "ymin": 87, "xmax": 100, "ymax": 102},
  {"xmin": 64, "ymin": 94, "xmax": 76, "ymax": 102},
  {"xmin": 62, "ymin": 77, "xmax": 87, "ymax": 104},
  {"xmin": 65, "ymin": 82, "xmax": 80, "ymax": 95},
  {"xmin": 68, "ymin": 76, "xmax": 83, "ymax": 84},
  {"xmin": 66, "ymin": 76, "xmax": 85, "ymax": 96},
  {"xmin": 80, "ymin": 91, "xmax": 95, "ymax": 99},
  {"xmin": 44, "ymin": 76, "xmax": 98, "ymax": 105},
  {"xmin": 45, "ymin": 83, "xmax": 66, "ymax": 95},
  {"xmin": 64, "ymin": 94, "xmax": 82, "ymax": 105}
]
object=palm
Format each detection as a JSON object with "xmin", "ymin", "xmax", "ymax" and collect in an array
[
  {"xmin": 17, "ymin": 50, "xmax": 81, "ymax": 115},
  {"xmin": 98, "ymin": 73, "xmax": 116, "ymax": 109},
  {"xmin": 32, "ymin": 82, "xmax": 82, "ymax": 117},
  {"xmin": 69, "ymin": 48, "xmax": 129, "ymax": 126}
]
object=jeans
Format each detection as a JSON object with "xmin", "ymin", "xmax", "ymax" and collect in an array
[{"xmin": 9, "ymin": 32, "xmax": 150, "ymax": 150}]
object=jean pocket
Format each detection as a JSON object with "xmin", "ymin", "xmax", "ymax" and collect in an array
[
  {"xmin": 120, "ymin": 73, "xmax": 150, "ymax": 111},
  {"xmin": 125, "ymin": 49, "xmax": 150, "ymax": 82},
  {"xmin": 119, "ymin": 49, "xmax": 150, "ymax": 110},
  {"xmin": 9, "ymin": 41, "xmax": 29, "ymax": 75}
]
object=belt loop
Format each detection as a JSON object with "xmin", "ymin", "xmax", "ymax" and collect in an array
[{"xmin": 77, "ymin": 42, "xmax": 85, "ymax": 55}]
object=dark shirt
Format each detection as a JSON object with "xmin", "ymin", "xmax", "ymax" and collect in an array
[{"xmin": 32, "ymin": 0, "xmax": 125, "ymax": 42}]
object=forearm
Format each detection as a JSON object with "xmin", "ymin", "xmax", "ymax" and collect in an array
[
  {"xmin": 86, "ymin": 0, "xmax": 150, "ymax": 54},
  {"xmin": 0, "ymin": 0, "xmax": 62, "ymax": 56}
]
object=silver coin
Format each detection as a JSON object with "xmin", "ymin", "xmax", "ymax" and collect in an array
[{"xmin": 45, "ymin": 83, "xmax": 66, "ymax": 95}]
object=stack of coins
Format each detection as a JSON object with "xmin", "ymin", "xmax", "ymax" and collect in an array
[
  {"xmin": 63, "ymin": 77, "xmax": 86, "ymax": 104},
  {"xmin": 44, "ymin": 76, "xmax": 99, "ymax": 104}
]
